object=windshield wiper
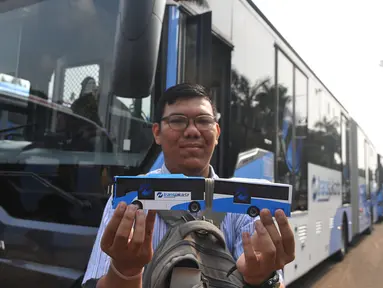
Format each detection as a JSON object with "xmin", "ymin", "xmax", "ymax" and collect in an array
[
  {"xmin": 0, "ymin": 123, "xmax": 35, "ymax": 134},
  {"xmin": 0, "ymin": 170, "xmax": 92, "ymax": 209}
]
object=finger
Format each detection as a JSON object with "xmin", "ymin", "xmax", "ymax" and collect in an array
[
  {"xmin": 113, "ymin": 204, "xmax": 137, "ymax": 251},
  {"xmin": 242, "ymin": 232, "xmax": 260, "ymax": 267},
  {"xmin": 254, "ymin": 220, "xmax": 276, "ymax": 270},
  {"xmin": 275, "ymin": 209, "xmax": 295, "ymax": 261},
  {"xmin": 145, "ymin": 210, "xmax": 157, "ymax": 239},
  {"xmin": 101, "ymin": 202, "xmax": 127, "ymax": 252},
  {"xmin": 129, "ymin": 209, "xmax": 146, "ymax": 252},
  {"xmin": 127, "ymin": 228, "xmax": 134, "ymax": 244},
  {"xmin": 260, "ymin": 209, "xmax": 285, "ymax": 265}
]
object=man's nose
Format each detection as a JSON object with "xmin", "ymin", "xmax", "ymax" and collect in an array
[{"xmin": 183, "ymin": 119, "xmax": 201, "ymax": 138}]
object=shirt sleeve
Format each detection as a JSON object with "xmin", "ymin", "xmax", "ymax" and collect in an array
[
  {"xmin": 82, "ymin": 195, "xmax": 114, "ymax": 286},
  {"xmin": 222, "ymin": 213, "xmax": 285, "ymax": 285}
]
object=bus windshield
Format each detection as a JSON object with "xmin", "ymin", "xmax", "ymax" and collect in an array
[{"xmin": 0, "ymin": 0, "xmax": 154, "ymax": 215}]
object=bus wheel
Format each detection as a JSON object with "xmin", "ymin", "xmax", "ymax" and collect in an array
[
  {"xmin": 132, "ymin": 200, "xmax": 143, "ymax": 210},
  {"xmin": 188, "ymin": 201, "xmax": 201, "ymax": 213},
  {"xmin": 247, "ymin": 206, "xmax": 260, "ymax": 218},
  {"xmin": 334, "ymin": 216, "xmax": 348, "ymax": 262}
]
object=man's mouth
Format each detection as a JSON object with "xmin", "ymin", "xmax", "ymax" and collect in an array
[{"xmin": 179, "ymin": 143, "xmax": 204, "ymax": 149}]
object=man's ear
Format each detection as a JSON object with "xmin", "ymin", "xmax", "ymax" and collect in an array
[
  {"xmin": 152, "ymin": 123, "xmax": 161, "ymax": 145},
  {"xmin": 215, "ymin": 123, "xmax": 221, "ymax": 145}
]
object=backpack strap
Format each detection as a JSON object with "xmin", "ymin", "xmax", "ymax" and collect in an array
[
  {"xmin": 158, "ymin": 210, "xmax": 227, "ymax": 249},
  {"xmin": 177, "ymin": 219, "xmax": 227, "ymax": 249},
  {"xmin": 158, "ymin": 209, "xmax": 227, "ymax": 229},
  {"xmin": 157, "ymin": 210, "xmax": 196, "ymax": 227},
  {"xmin": 201, "ymin": 209, "xmax": 227, "ymax": 229}
]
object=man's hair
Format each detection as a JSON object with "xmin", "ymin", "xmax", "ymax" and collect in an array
[{"xmin": 154, "ymin": 83, "xmax": 217, "ymax": 124}]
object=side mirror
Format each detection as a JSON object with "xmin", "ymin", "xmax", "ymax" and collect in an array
[{"xmin": 110, "ymin": 0, "xmax": 167, "ymax": 98}]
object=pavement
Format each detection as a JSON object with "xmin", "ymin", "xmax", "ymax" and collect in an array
[{"xmin": 288, "ymin": 221, "xmax": 383, "ymax": 288}]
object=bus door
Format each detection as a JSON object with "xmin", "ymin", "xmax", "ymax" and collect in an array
[{"xmin": 149, "ymin": 4, "xmax": 216, "ymax": 173}]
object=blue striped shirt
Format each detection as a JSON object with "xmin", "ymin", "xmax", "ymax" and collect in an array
[{"xmin": 82, "ymin": 164, "xmax": 284, "ymax": 286}]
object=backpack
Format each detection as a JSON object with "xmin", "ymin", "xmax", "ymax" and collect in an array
[{"xmin": 142, "ymin": 210, "xmax": 245, "ymax": 288}]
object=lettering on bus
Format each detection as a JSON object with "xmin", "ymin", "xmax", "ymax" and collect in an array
[
  {"xmin": 311, "ymin": 175, "xmax": 341, "ymax": 202},
  {"xmin": 155, "ymin": 191, "xmax": 191, "ymax": 200}
]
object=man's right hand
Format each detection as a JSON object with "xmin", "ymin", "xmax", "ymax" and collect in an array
[{"xmin": 100, "ymin": 202, "xmax": 156, "ymax": 277}]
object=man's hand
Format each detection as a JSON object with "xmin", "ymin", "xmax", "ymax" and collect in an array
[
  {"xmin": 100, "ymin": 202, "xmax": 156, "ymax": 277},
  {"xmin": 236, "ymin": 209, "xmax": 295, "ymax": 285}
]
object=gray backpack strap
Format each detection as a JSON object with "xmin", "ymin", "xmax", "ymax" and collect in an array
[
  {"xmin": 158, "ymin": 208, "xmax": 227, "ymax": 229},
  {"xmin": 201, "ymin": 208, "xmax": 227, "ymax": 229},
  {"xmin": 201, "ymin": 178, "xmax": 227, "ymax": 228},
  {"xmin": 177, "ymin": 219, "xmax": 227, "ymax": 249},
  {"xmin": 157, "ymin": 210, "xmax": 196, "ymax": 227}
]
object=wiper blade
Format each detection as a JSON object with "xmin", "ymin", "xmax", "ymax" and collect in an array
[
  {"xmin": 0, "ymin": 170, "xmax": 92, "ymax": 209},
  {"xmin": 0, "ymin": 123, "xmax": 35, "ymax": 134}
]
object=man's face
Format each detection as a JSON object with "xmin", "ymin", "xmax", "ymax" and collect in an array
[{"xmin": 152, "ymin": 97, "xmax": 220, "ymax": 175}]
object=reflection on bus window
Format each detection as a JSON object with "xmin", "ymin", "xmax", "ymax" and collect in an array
[{"xmin": 0, "ymin": 0, "xmax": 154, "ymax": 228}]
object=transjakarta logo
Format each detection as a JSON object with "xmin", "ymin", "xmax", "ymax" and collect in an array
[
  {"xmin": 312, "ymin": 175, "xmax": 341, "ymax": 202},
  {"xmin": 155, "ymin": 191, "xmax": 191, "ymax": 200}
]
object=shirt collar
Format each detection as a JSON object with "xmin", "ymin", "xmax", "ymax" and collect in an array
[{"xmin": 161, "ymin": 164, "xmax": 219, "ymax": 179}]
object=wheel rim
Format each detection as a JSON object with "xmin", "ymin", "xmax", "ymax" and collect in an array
[
  {"xmin": 190, "ymin": 202, "xmax": 199, "ymax": 212},
  {"xmin": 249, "ymin": 207, "xmax": 259, "ymax": 217}
]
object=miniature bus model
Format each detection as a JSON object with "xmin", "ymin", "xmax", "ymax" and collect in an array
[
  {"xmin": 212, "ymin": 178, "xmax": 292, "ymax": 217},
  {"xmin": 113, "ymin": 174, "xmax": 292, "ymax": 218},
  {"xmin": 112, "ymin": 174, "xmax": 207, "ymax": 213}
]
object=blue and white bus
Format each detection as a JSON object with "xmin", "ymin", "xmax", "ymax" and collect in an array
[
  {"xmin": 112, "ymin": 174, "xmax": 206, "ymax": 213},
  {"xmin": 0, "ymin": 0, "xmax": 381, "ymax": 287},
  {"xmin": 212, "ymin": 177, "xmax": 292, "ymax": 217}
]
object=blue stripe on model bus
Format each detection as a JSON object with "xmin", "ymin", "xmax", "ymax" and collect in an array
[
  {"xmin": 169, "ymin": 200, "xmax": 206, "ymax": 211},
  {"xmin": 211, "ymin": 197, "xmax": 291, "ymax": 217},
  {"xmin": 113, "ymin": 192, "xmax": 138, "ymax": 209}
]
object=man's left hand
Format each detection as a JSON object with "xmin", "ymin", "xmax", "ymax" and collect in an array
[{"xmin": 236, "ymin": 209, "xmax": 295, "ymax": 286}]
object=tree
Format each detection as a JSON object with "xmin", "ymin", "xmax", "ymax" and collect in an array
[{"xmin": 311, "ymin": 116, "xmax": 341, "ymax": 169}]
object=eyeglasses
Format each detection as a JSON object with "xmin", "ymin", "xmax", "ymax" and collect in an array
[{"xmin": 161, "ymin": 114, "xmax": 216, "ymax": 131}]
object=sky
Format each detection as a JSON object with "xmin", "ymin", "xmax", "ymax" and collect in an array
[{"xmin": 252, "ymin": 0, "xmax": 383, "ymax": 154}]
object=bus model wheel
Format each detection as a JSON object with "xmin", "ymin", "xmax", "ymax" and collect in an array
[
  {"xmin": 188, "ymin": 201, "xmax": 201, "ymax": 213},
  {"xmin": 247, "ymin": 206, "xmax": 260, "ymax": 218},
  {"xmin": 132, "ymin": 200, "xmax": 143, "ymax": 210}
]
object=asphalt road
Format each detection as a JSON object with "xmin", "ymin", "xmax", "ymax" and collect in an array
[{"xmin": 287, "ymin": 222, "xmax": 383, "ymax": 288}]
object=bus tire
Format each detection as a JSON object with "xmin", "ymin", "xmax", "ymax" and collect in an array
[
  {"xmin": 365, "ymin": 208, "xmax": 373, "ymax": 235},
  {"xmin": 247, "ymin": 206, "xmax": 260, "ymax": 218},
  {"xmin": 334, "ymin": 215, "xmax": 348, "ymax": 262},
  {"xmin": 132, "ymin": 200, "xmax": 143, "ymax": 210},
  {"xmin": 188, "ymin": 201, "xmax": 201, "ymax": 213}
]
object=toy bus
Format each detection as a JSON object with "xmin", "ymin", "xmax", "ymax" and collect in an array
[
  {"xmin": 112, "ymin": 174, "xmax": 206, "ymax": 213},
  {"xmin": 212, "ymin": 178, "xmax": 292, "ymax": 217},
  {"xmin": 112, "ymin": 174, "xmax": 292, "ymax": 218}
]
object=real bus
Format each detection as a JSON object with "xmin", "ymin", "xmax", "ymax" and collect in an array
[{"xmin": 0, "ymin": 0, "xmax": 380, "ymax": 287}]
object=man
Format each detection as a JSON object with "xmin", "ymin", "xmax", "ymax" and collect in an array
[{"xmin": 82, "ymin": 83, "xmax": 295, "ymax": 288}]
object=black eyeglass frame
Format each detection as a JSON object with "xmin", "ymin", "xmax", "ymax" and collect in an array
[{"xmin": 160, "ymin": 114, "xmax": 217, "ymax": 131}]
